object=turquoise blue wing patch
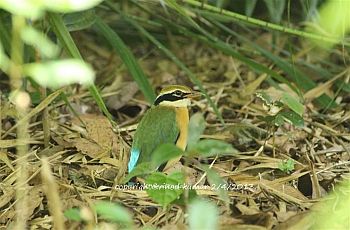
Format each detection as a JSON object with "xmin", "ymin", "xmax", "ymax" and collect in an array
[{"xmin": 128, "ymin": 148, "xmax": 140, "ymax": 173}]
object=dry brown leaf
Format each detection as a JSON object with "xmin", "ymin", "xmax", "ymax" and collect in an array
[
  {"xmin": 71, "ymin": 115, "xmax": 119, "ymax": 159},
  {"xmin": 275, "ymin": 211, "xmax": 313, "ymax": 230},
  {"xmin": 99, "ymin": 157, "xmax": 122, "ymax": 168},
  {"xmin": 0, "ymin": 151, "xmax": 15, "ymax": 171},
  {"xmin": 237, "ymin": 212, "xmax": 274, "ymax": 229},
  {"xmin": 259, "ymin": 181, "xmax": 311, "ymax": 208},
  {"xmin": 25, "ymin": 186, "xmax": 44, "ymax": 220},
  {"xmin": 105, "ymin": 82, "xmax": 139, "ymax": 110},
  {"xmin": 0, "ymin": 207, "xmax": 15, "ymax": 224},
  {"xmin": 0, "ymin": 187, "xmax": 15, "ymax": 210},
  {"xmin": 228, "ymin": 173, "xmax": 260, "ymax": 186},
  {"xmin": 304, "ymin": 70, "xmax": 346, "ymax": 101},
  {"xmin": 241, "ymin": 74, "xmax": 267, "ymax": 97},
  {"xmin": 29, "ymin": 216, "xmax": 53, "ymax": 229},
  {"xmin": 74, "ymin": 138, "xmax": 106, "ymax": 159},
  {"xmin": 84, "ymin": 115, "xmax": 114, "ymax": 148},
  {"xmin": 236, "ymin": 162, "xmax": 280, "ymax": 172},
  {"xmin": 275, "ymin": 210, "xmax": 297, "ymax": 223},
  {"xmin": 62, "ymin": 153, "xmax": 84, "ymax": 164},
  {"xmin": 0, "ymin": 139, "xmax": 42, "ymax": 148},
  {"xmin": 235, "ymin": 202, "xmax": 260, "ymax": 215}
]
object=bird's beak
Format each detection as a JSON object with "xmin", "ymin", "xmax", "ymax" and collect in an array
[{"xmin": 186, "ymin": 91, "xmax": 202, "ymax": 99}]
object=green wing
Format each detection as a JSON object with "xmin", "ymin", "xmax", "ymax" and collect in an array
[{"xmin": 132, "ymin": 106, "xmax": 179, "ymax": 164}]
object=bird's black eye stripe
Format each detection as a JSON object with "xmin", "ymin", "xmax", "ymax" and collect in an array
[
  {"xmin": 154, "ymin": 93, "xmax": 179, "ymax": 105},
  {"xmin": 154, "ymin": 91, "xmax": 189, "ymax": 105}
]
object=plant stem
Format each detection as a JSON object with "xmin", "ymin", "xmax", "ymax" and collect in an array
[
  {"xmin": 41, "ymin": 87, "xmax": 50, "ymax": 147},
  {"xmin": 10, "ymin": 15, "xmax": 30, "ymax": 230}
]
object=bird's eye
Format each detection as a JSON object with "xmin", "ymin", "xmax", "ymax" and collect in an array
[{"xmin": 173, "ymin": 90, "xmax": 183, "ymax": 97}]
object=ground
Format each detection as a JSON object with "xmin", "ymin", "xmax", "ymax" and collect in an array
[{"xmin": 1, "ymin": 15, "xmax": 350, "ymax": 230}]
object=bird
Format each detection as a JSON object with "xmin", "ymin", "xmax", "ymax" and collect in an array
[{"xmin": 128, "ymin": 85, "xmax": 200, "ymax": 173}]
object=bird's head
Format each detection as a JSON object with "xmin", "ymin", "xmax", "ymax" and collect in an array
[{"xmin": 154, "ymin": 85, "xmax": 200, "ymax": 107}]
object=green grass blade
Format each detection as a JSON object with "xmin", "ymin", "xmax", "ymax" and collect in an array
[
  {"xmin": 0, "ymin": 14, "xmax": 11, "ymax": 54},
  {"xmin": 183, "ymin": 0, "xmax": 350, "ymax": 47},
  {"xmin": 128, "ymin": 1, "xmax": 296, "ymax": 119},
  {"xmin": 131, "ymin": 2, "xmax": 295, "ymax": 94},
  {"xmin": 48, "ymin": 13, "xmax": 83, "ymax": 59},
  {"xmin": 179, "ymin": 26, "xmax": 295, "ymax": 92},
  {"xmin": 94, "ymin": 17, "xmax": 156, "ymax": 104},
  {"xmin": 209, "ymin": 20, "xmax": 335, "ymax": 108},
  {"xmin": 47, "ymin": 12, "xmax": 115, "ymax": 123}
]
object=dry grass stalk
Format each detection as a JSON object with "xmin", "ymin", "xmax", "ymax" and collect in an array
[{"xmin": 41, "ymin": 157, "xmax": 65, "ymax": 230}]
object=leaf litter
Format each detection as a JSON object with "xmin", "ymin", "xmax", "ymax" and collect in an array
[{"xmin": 1, "ymin": 34, "xmax": 350, "ymax": 229}]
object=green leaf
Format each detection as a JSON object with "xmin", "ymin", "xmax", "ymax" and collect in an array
[
  {"xmin": 278, "ymin": 159, "xmax": 295, "ymax": 173},
  {"xmin": 63, "ymin": 9, "xmax": 96, "ymax": 31},
  {"xmin": 188, "ymin": 199, "xmax": 219, "ymax": 230},
  {"xmin": 256, "ymin": 91, "xmax": 274, "ymax": 106},
  {"xmin": 21, "ymin": 27, "xmax": 59, "ymax": 58},
  {"xmin": 151, "ymin": 143, "xmax": 183, "ymax": 168},
  {"xmin": 0, "ymin": 15, "xmax": 11, "ymax": 55},
  {"xmin": 204, "ymin": 166, "xmax": 229, "ymax": 203},
  {"xmin": 29, "ymin": 91, "xmax": 41, "ymax": 105},
  {"xmin": 279, "ymin": 110, "xmax": 304, "ymax": 127},
  {"xmin": 173, "ymin": 189, "xmax": 198, "ymax": 206},
  {"xmin": 263, "ymin": 0, "xmax": 286, "ymax": 23},
  {"xmin": 245, "ymin": 0, "xmax": 258, "ymax": 16},
  {"xmin": 24, "ymin": 59, "xmax": 95, "ymax": 89},
  {"xmin": 44, "ymin": 0, "xmax": 103, "ymax": 13},
  {"xmin": 93, "ymin": 201, "xmax": 133, "ymax": 225},
  {"xmin": 281, "ymin": 92, "xmax": 304, "ymax": 116},
  {"xmin": 145, "ymin": 172, "xmax": 185, "ymax": 208},
  {"xmin": 311, "ymin": 179, "xmax": 350, "ymax": 229},
  {"xmin": 163, "ymin": 0, "xmax": 203, "ymax": 32},
  {"xmin": 0, "ymin": 40, "xmax": 9, "ymax": 71},
  {"xmin": 64, "ymin": 208, "xmax": 82, "ymax": 222},
  {"xmin": 122, "ymin": 162, "xmax": 155, "ymax": 183},
  {"xmin": 187, "ymin": 113, "xmax": 206, "ymax": 149},
  {"xmin": 0, "ymin": 0, "xmax": 103, "ymax": 19},
  {"xmin": 309, "ymin": 0, "xmax": 350, "ymax": 48},
  {"xmin": 188, "ymin": 140, "xmax": 235, "ymax": 157},
  {"xmin": 0, "ymin": 0, "xmax": 44, "ymax": 19},
  {"xmin": 274, "ymin": 113, "xmax": 285, "ymax": 126}
]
